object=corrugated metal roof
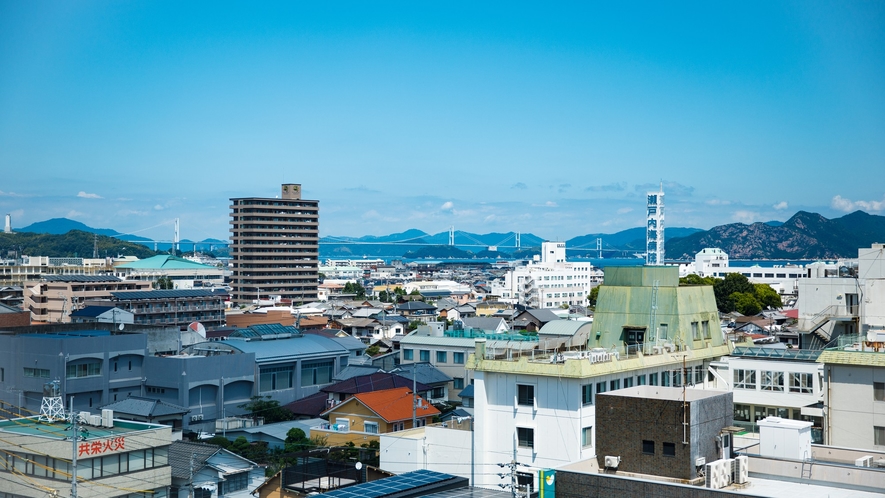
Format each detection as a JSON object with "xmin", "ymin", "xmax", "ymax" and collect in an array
[
  {"xmin": 169, "ymin": 441, "xmax": 219, "ymax": 479},
  {"xmin": 111, "ymin": 289, "xmax": 218, "ymax": 300},
  {"xmin": 538, "ymin": 320, "xmax": 593, "ymax": 337},
  {"xmin": 223, "ymin": 333, "xmax": 351, "ymax": 361},
  {"xmin": 100, "ymin": 396, "xmax": 189, "ymax": 417},
  {"xmin": 817, "ymin": 350, "xmax": 885, "ymax": 367},
  {"xmin": 43, "ymin": 275, "xmax": 120, "ymax": 282}
]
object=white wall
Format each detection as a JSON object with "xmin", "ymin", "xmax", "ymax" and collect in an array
[{"xmin": 380, "ymin": 424, "xmax": 474, "ymax": 482}]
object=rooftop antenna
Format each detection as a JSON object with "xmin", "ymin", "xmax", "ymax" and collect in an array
[
  {"xmin": 39, "ymin": 380, "xmax": 65, "ymax": 422},
  {"xmin": 174, "ymin": 218, "xmax": 180, "ymax": 256}
]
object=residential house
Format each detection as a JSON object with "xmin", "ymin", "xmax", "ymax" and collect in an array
[
  {"xmin": 460, "ymin": 316, "xmax": 508, "ymax": 333},
  {"xmin": 69, "ymin": 305, "xmax": 134, "ymax": 325},
  {"xmin": 169, "ymin": 440, "xmax": 264, "ymax": 498},
  {"xmin": 395, "ymin": 301, "xmax": 438, "ymax": 323},
  {"xmin": 312, "ymin": 387, "xmax": 440, "ymax": 446},
  {"xmin": 511, "ymin": 308, "xmax": 561, "ymax": 332}
]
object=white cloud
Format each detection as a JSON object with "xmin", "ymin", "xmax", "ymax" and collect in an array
[
  {"xmin": 66, "ymin": 210, "xmax": 84, "ymax": 218},
  {"xmin": 617, "ymin": 207, "xmax": 633, "ymax": 214},
  {"xmin": 440, "ymin": 201, "xmax": 454, "ymax": 210},
  {"xmin": 831, "ymin": 195, "xmax": 885, "ymax": 212},
  {"xmin": 77, "ymin": 191, "xmax": 102, "ymax": 199},
  {"xmin": 154, "ymin": 205, "xmax": 165, "ymax": 211},
  {"xmin": 773, "ymin": 201, "xmax": 788, "ymax": 210},
  {"xmin": 705, "ymin": 198, "xmax": 732, "ymax": 206},
  {"xmin": 732, "ymin": 210, "xmax": 760, "ymax": 224},
  {"xmin": 532, "ymin": 201, "xmax": 558, "ymax": 208}
]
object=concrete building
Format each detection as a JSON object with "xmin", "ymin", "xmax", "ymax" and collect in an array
[
  {"xmin": 468, "ymin": 265, "xmax": 732, "ymax": 489},
  {"xmin": 23, "ymin": 275, "xmax": 152, "ymax": 323},
  {"xmin": 89, "ymin": 289, "xmax": 227, "ymax": 329},
  {"xmin": 115, "ymin": 254, "xmax": 225, "ymax": 289},
  {"xmin": 0, "ymin": 414, "xmax": 172, "ymax": 497},
  {"xmin": 595, "ymin": 386, "xmax": 732, "ymax": 480},
  {"xmin": 230, "ymin": 183, "xmax": 319, "ymax": 306},
  {"xmin": 490, "ymin": 241, "xmax": 600, "ymax": 308},
  {"xmin": 709, "ymin": 346, "xmax": 825, "ymax": 443}
]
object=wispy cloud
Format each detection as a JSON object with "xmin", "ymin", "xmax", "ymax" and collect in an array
[
  {"xmin": 585, "ymin": 182, "xmax": 626, "ymax": 192},
  {"xmin": 558, "ymin": 183, "xmax": 571, "ymax": 193},
  {"xmin": 77, "ymin": 191, "xmax": 102, "ymax": 199},
  {"xmin": 617, "ymin": 207, "xmax": 633, "ymax": 214},
  {"xmin": 773, "ymin": 201, "xmax": 789, "ymax": 210},
  {"xmin": 732, "ymin": 210, "xmax": 760, "ymax": 224},
  {"xmin": 532, "ymin": 201, "xmax": 558, "ymax": 208},
  {"xmin": 705, "ymin": 198, "xmax": 731, "ymax": 206},
  {"xmin": 67, "ymin": 210, "xmax": 84, "ymax": 218},
  {"xmin": 440, "ymin": 201, "xmax": 454, "ymax": 210},
  {"xmin": 634, "ymin": 181, "xmax": 694, "ymax": 196},
  {"xmin": 511, "ymin": 182, "xmax": 527, "ymax": 190},
  {"xmin": 831, "ymin": 195, "xmax": 885, "ymax": 212},
  {"xmin": 154, "ymin": 205, "xmax": 165, "ymax": 211}
]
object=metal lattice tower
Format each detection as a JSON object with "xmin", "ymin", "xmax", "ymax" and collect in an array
[
  {"xmin": 39, "ymin": 381, "xmax": 65, "ymax": 422},
  {"xmin": 646, "ymin": 183, "xmax": 665, "ymax": 265}
]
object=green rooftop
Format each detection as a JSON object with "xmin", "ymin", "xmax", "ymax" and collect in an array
[
  {"xmin": 117, "ymin": 255, "xmax": 217, "ymax": 270},
  {"xmin": 0, "ymin": 417, "xmax": 166, "ymax": 440}
]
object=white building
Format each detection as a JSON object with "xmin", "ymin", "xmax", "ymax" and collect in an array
[{"xmin": 490, "ymin": 241, "xmax": 600, "ymax": 308}]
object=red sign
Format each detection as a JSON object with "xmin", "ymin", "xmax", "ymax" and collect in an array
[{"xmin": 78, "ymin": 437, "xmax": 125, "ymax": 456}]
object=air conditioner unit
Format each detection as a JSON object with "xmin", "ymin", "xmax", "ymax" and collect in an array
[
  {"xmin": 652, "ymin": 346, "xmax": 664, "ymax": 355},
  {"xmin": 705, "ymin": 459, "xmax": 730, "ymax": 489},
  {"xmin": 733, "ymin": 455, "xmax": 749, "ymax": 484},
  {"xmin": 191, "ymin": 414, "xmax": 204, "ymax": 422},
  {"xmin": 603, "ymin": 456, "xmax": 620, "ymax": 469},
  {"xmin": 89, "ymin": 415, "xmax": 102, "ymax": 426},
  {"xmin": 855, "ymin": 456, "xmax": 873, "ymax": 467}
]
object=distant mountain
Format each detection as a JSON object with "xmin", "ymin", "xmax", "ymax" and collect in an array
[
  {"xmin": 0, "ymin": 230, "xmax": 158, "ymax": 259},
  {"xmin": 666, "ymin": 210, "xmax": 885, "ymax": 260},
  {"xmin": 567, "ymin": 227, "xmax": 703, "ymax": 252},
  {"xmin": 19, "ymin": 218, "xmax": 121, "ymax": 237}
]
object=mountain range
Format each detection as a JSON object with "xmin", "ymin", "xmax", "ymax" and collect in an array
[{"xmin": 8, "ymin": 210, "xmax": 885, "ymax": 260}]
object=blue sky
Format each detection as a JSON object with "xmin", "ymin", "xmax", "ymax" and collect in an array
[{"xmin": 1, "ymin": 2, "xmax": 883, "ymax": 242}]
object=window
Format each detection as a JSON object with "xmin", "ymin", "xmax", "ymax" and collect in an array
[
  {"xmin": 662, "ymin": 372, "xmax": 670, "ymax": 387},
  {"xmin": 300, "ymin": 360, "xmax": 333, "ymax": 387},
  {"xmin": 673, "ymin": 369, "xmax": 682, "ymax": 387},
  {"xmin": 702, "ymin": 320, "xmax": 711, "ymax": 339},
  {"xmin": 791, "ymin": 373, "xmax": 814, "ymax": 394},
  {"xmin": 221, "ymin": 471, "xmax": 249, "ymax": 494},
  {"xmin": 261, "ymin": 365, "xmax": 294, "ymax": 392},
  {"xmin": 403, "ymin": 349, "xmax": 414, "ymax": 361},
  {"xmin": 734, "ymin": 404, "xmax": 751, "ymax": 422},
  {"xmin": 596, "ymin": 382, "xmax": 606, "ymax": 395},
  {"xmin": 194, "ymin": 488, "xmax": 212, "ymax": 498},
  {"xmin": 876, "ymin": 426, "xmax": 885, "ymax": 446},
  {"xmin": 642, "ymin": 440, "xmax": 655, "ymax": 455},
  {"xmin": 517, "ymin": 427, "xmax": 534, "ymax": 449},
  {"xmin": 454, "ymin": 377, "xmax": 465, "ymax": 390},
  {"xmin": 648, "ymin": 373, "xmax": 658, "ymax": 386},
  {"xmin": 582, "ymin": 427, "xmax": 593, "ymax": 448},
  {"xmin": 453, "ymin": 352, "xmax": 465, "ymax": 364},
  {"xmin": 734, "ymin": 369, "xmax": 756, "ymax": 389},
  {"xmin": 663, "ymin": 442, "xmax": 676, "ymax": 457},
  {"xmin": 436, "ymin": 351, "xmax": 447, "ymax": 363},
  {"xmin": 419, "ymin": 350, "xmax": 430, "ymax": 362},
  {"xmin": 695, "ymin": 365, "xmax": 704, "ymax": 384},
  {"xmin": 364, "ymin": 422, "xmax": 379, "ymax": 434},
  {"xmin": 610, "ymin": 379, "xmax": 620, "ymax": 391},
  {"xmin": 623, "ymin": 377, "xmax": 633, "ymax": 388},
  {"xmin": 66, "ymin": 362, "xmax": 101, "ymax": 379},
  {"xmin": 691, "ymin": 321, "xmax": 700, "ymax": 341},
  {"xmin": 517, "ymin": 384, "xmax": 534, "ymax": 406},
  {"xmin": 24, "ymin": 368, "xmax": 50, "ymax": 378},
  {"xmin": 637, "ymin": 375, "xmax": 646, "ymax": 386},
  {"xmin": 874, "ymin": 382, "xmax": 885, "ymax": 401},
  {"xmin": 761, "ymin": 371, "xmax": 784, "ymax": 392},
  {"xmin": 431, "ymin": 386, "xmax": 445, "ymax": 398},
  {"xmin": 582, "ymin": 384, "xmax": 593, "ymax": 405}
]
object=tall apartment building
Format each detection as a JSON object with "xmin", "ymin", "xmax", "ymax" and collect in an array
[{"xmin": 230, "ymin": 183, "xmax": 319, "ymax": 305}]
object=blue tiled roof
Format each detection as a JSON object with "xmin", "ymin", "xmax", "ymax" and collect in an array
[{"xmin": 70, "ymin": 306, "xmax": 116, "ymax": 318}]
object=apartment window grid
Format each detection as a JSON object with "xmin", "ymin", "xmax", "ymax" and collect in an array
[
  {"xmin": 734, "ymin": 369, "xmax": 756, "ymax": 389},
  {"xmin": 300, "ymin": 360, "xmax": 333, "ymax": 387},
  {"xmin": 66, "ymin": 362, "xmax": 101, "ymax": 379},
  {"xmin": 761, "ymin": 371, "xmax": 784, "ymax": 392},
  {"xmin": 791, "ymin": 373, "xmax": 814, "ymax": 394},
  {"xmin": 261, "ymin": 365, "xmax": 294, "ymax": 392}
]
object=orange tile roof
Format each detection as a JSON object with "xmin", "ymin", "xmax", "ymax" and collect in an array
[{"xmin": 347, "ymin": 387, "xmax": 440, "ymax": 423}]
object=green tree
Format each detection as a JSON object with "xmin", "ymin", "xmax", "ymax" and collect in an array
[
  {"xmin": 284, "ymin": 428, "xmax": 312, "ymax": 453},
  {"xmin": 365, "ymin": 344, "xmax": 381, "ymax": 356},
  {"xmin": 407, "ymin": 320, "xmax": 422, "ymax": 332},
  {"xmin": 713, "ymin": 274, "xmax": 755, "ymax": 312},
  {"xmin": 343, "ymin": 282, "xmax": 366, "ymax": 299},
  {"xmin": 753, "ymin": 283, "xmax": 783, "ymax": 310},
  {"xmin": 588, "ymin": 286, "xmax": 600, "ymax": 307},
  {"xmin": 679, "ymin": 274, "xmax": 716, "ymax": 286},
  {"xmin": 155, "ymin": 276, "xmax": 174, "ymax": 290},
  {"xmin": 730, "ymin": 292, "xmax": 762, "ymax": 316},
  {"xmin": 394, "ymin": 287, "xmax": 406, "ymax": 296},
  {"xmin": 238, "ymin": 396, "xmax": 295, "ymax": 424}
]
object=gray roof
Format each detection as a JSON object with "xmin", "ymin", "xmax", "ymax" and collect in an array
[
  {"xmin": 42, "ymin": 274, "xmax": 121, "ymax": 282},
  {"xmin": 111, "ymin": 289, "xmax": 218, "ymax": 300},
  {"xmin": 396, "ymin": 301, "xmax": 437, "ymax": 311},
  {"xmin": 221, "ymin": 333, "xmax": 359, "ymax": 361},
  {"xmin": 233, "ymin": 418, "xmax": 324, "ymax": 442},
  {"xmin": 397, "ymin": 362, "xmax": 452, "ymax": 385},
  {"xmin": 100, "ymin": 396, "xmax": 189, "ymax": 417},
  {"xmin": 334, "ymin": 365, "xmax": 382, "ymax": 381},
  {"xmin": 0, "ymin": 303, "xmax": 24, "ymax": 314},
  {"xmin": 169, "ymin": 441, "xmax": 219, "ymax": 479},
  {"xmin": 516, "ymin": 308, "xmax": 561, "ymax": 323}
]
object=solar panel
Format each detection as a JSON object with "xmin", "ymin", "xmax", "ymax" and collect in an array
[{"xmin": 317, "ymin": 470, "xmax": 457, "ymax": 498}]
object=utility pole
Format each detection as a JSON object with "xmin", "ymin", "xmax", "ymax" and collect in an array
[
  {"xmin": 70, "ymin": 397, "xmax": 77, "ymax": 498},
  {"xmin": 412, "ymin": 366, "xmax": 417, "ymax": 429}
]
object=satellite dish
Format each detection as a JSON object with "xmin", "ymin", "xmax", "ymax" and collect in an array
[
  {"xmin": 355, "ymin": 462, "xmax": 363, "ymax": 470},
  {"xmin": 188, "ymin": 321, "xmax": 207, "ymax": 338},
  {"xmin": 118, "ymin": 323, "xmax": 124, "ymax": 331}
]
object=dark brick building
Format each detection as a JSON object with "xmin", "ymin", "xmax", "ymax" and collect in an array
[{"xmin": 596, "ymin": 386, "xmax": 732, "ymax": 480}]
